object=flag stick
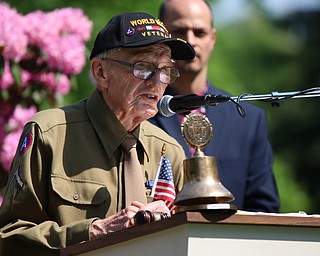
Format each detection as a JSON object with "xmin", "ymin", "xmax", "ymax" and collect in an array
[{"xmin": 150, "ymin": 143, "xmax": 166, "ymax": 197}]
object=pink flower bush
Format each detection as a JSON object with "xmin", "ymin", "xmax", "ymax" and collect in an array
[{"xmin": 0, "ymin": 3, "xmax": 92, "ymax": 203}]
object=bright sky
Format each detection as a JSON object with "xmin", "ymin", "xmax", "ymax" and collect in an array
[{"xmin": 212, "ymin": 0, "xmax": 320, "ymax": 26}]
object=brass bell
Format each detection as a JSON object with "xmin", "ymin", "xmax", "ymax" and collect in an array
[{"xmin": 175, "ymin": 150, "xmax": 234, "ymax": 206}]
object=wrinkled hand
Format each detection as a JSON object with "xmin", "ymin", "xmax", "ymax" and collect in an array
[
  {"xmin": 90, "ymin": 200, "xmax": 170, "ymax": 240},
  {"xmin": 138, "ymin": 200, "xmax": 171, "ymax": 216}
]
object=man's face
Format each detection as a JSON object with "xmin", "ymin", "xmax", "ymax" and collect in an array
[
  {"xmin": 105, "ymin": 44, "xmax": 172, "ymax": 124},
  {"xmin": 162, "ymin": 0, "xmax": 216, "ymax": 74}
]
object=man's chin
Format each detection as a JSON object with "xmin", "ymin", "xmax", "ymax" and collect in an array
[
  {"xmin": 146, "ymin": 110, "xmax": 157, "ymax": 119},
  {"xmin": 176, "ymin": 60, "xmax": 200, "ymax": 73},
  {"xmin": 138, "ymin": 108, "xmax": 157, "ymax": 121}
]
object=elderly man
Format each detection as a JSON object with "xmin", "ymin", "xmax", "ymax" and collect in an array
[{"xmin": 0, "ymin": 12, "xmax": 195, "ymax": 255}]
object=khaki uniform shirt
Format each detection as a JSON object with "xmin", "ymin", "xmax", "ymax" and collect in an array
[{"xmin": 0, "ymin": 90, "xmax": 185, "ymax": 255}]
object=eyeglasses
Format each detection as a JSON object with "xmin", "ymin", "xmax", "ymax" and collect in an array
[{"xmin": 102, "ymin": 58, "xmax": 180, "ymax": 85}]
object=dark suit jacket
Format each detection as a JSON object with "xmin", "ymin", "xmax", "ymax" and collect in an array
[{"xmin": 149, "ymin": 83, "xmax": 280, "ymax": 212}]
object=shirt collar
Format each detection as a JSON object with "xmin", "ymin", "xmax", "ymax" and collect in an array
[
  {"xmin": 86, "ymin": 89, "xmax": 148, "ymax": 158},
  {"xmin": 86, "ymin": 90, "xmax": 127, "ymax": 158}
]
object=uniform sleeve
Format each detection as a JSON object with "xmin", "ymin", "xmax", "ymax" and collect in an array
[
  {"xmin": 0, "ymin": 122, "xmax": 95, "ymax": 255},
  {"xmin": 244, "ymin": 110, "xmax": 280, "ymax": 212},
  {"xmin": 167, "ymin": 145, "xmax": 185, "ymax": 194}
]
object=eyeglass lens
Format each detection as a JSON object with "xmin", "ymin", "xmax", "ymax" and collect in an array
[{"xmin": 132, "ymin": 62, "xmax": 179, "ymax": 84}]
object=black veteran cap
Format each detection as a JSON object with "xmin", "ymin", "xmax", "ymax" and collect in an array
[{"xmin": 89, "ymin": 12, "xmax": 195, "ymax": 60}]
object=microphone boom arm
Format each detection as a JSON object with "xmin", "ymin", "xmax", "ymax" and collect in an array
[
  {"xmin": 230, "ymin": 87, "xmax": 320, "ymax": 103},
  {"xmin": 227, "ymin": 87, "xmax": 320, "ymax": 117}
]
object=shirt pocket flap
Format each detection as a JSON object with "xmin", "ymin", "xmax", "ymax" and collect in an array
[{"xmin": 51, "ymin": 175, "xmax": 109, "ymax": 205}]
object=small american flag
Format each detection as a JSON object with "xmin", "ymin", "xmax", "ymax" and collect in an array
[
  {"xmin": 151, "ymin": 156, "xmax": 176, "ymax": 212},
  {"xmin": 145, "ymin": 25, "xmax": 165, "ymax": 33}
]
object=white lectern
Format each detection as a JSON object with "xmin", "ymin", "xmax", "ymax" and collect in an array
[{"xmin": 61, "ymin": 211, "xmax": 320, "ymax": 256}]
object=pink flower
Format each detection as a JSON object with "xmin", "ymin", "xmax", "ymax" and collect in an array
[
  {"xmin": 45, "ymin": 35, "xmax": 86, "ymax": 75},
  {"xmin": 0, "ymin": 195, "xmax": 3, "ymax": 206},
  {"xmin": 1, "ymin": 105, "xmax": 37, "ymax": 173},
  {"xmin": 47, "ymin": 8, "xmax": 92, "ymax": 41},
  {"xmin": 23, "ymin": 10, "xmax": 58, "ymax": 49},
  {"xmin": 0, "ymin": 3, "xmax": 28, "ymax": 61},
  {"xmin": 55, "ymin": 73, "xmax": 71, "ymax": 95},
  {"xmin": 24, "ymin": 7, "xmax": 92, "ymax": 65},
  {"xmin": 0, "ymin": 59, "xmax": 14, "ymax": 90},
  {"xmin": 7, "ymin": 105, "xmax": 37, "ymax": 132},
  {"xmin": 33, "ymin": 72, "xmax": 70, "ymax": 95},
  {"xmin": 21, "ymin": 70, "xmax": 33, "ymax": 88},
  {"xmin": 0, "ymin": 130, "xmax": 21, "ymax": 172}
]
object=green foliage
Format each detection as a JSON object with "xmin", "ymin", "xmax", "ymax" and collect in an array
[
  {"xmin": 210, "ymin": 12, "xmax": 302, "ymax": 95},
  {"xmin": 273, "ymin": 156, "xmax": 312, "ymax": 213},
  {"xmin": 208, "ymin": 3, "xmax": 320, "ymax": 213},
  {"xmin": 10, "ymin": 61, "xmax": 22, "ymax": 86}
]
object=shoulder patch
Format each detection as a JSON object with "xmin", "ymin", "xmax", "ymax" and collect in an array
[{"xmin": 19, "ymin": 133, "xmax": 33, "ymax": 156}]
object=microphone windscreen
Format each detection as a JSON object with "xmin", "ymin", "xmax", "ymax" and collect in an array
[{"xmin": 157, "ymin": 95, "xmax": 174, "ymax": 117}]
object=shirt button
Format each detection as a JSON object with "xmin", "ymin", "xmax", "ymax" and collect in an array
[{"xmin": 73, "ymin": 193, "xmax": 79, "ymax": 200}]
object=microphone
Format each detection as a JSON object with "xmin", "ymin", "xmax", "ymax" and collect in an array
[{"xmin": 157, "ymin": 94, "xmax": 231, "ymax": 117}]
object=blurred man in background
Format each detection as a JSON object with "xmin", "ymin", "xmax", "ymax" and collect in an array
[{"xmin": 149, "ymin": 0, "xmax": 280, "ymax": 212}]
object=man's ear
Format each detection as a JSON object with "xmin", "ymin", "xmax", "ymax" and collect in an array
[
  {"xmin": 91, "ymin": 60, "xmax": 108, "ymax": 83},
  {"xmin": 209, "ymin": 28, "xmax": 217, "ymax": 52}
]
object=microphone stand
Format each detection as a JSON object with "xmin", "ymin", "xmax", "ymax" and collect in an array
[
  {"xmin": 227, "ymin": 87, "xmax": 320, "ymax": 117},
  {"xmin": 230, "ymin": 87, "xmax": 320, "ymax": 103}
]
